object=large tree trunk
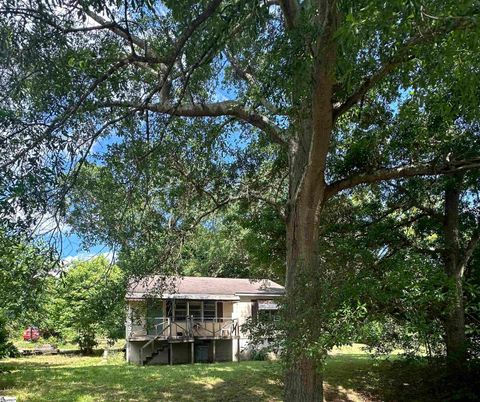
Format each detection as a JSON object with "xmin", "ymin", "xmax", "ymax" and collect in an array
[
  {"xmin": 284, "ymin": 357, "xmax": 324, "ymax": 401},
  {"xmin": 284, "ymin": 192, "xmax": 325, "ymax": 402},
  {"xmin": 282, "ymin": 2, "xmax": 336, "ymax": 400},
  {"xmin": 443, "ymin": 179, "xmax": 467, "ymax": 369},
  {"xmin": 284, "ymin": 117, "xmax": 331, "ymax": 401}
]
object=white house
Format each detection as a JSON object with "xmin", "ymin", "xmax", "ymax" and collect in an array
[{"xmin": 125, "ymin": 276, "xmax": 284, "ymax": 365}]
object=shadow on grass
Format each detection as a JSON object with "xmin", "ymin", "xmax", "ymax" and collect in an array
[
  {"xmin": 3, "ymin": 354, "xmax": 479, "ymax": 401},
  {"xmin": 325, "ymin": 355, "xmax": 480, "ymax": 402},
  {"xmin": 0, "ymin": 358, "xmax": 283, "ymax": 402}
]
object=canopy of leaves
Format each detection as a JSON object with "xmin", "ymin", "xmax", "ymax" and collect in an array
[
  {"xmin": 42, "ymin": 256, "xmax": 125, "ymax": 353},
  {"xmin": 0, "ymin": 229, "xmax": 53, "ymax": 323}
]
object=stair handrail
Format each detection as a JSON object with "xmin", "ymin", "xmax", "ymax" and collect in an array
[
  {"xmin": 140, "ymin": 317, "xmax": 170, "ymax": 365},
  {"xmin": 140, "ymin": 336, "xmax": 156, "ymax": 365},
  {"xmin": 154, "ymin": 317, "xmax": 171, "ymax": 336}
]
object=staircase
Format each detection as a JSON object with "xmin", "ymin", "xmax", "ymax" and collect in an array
[
  {"xmin": 143, "ymin": 343, "xmax": 165, "ymax": 364},
  {"xmin": 140, "ymin": 337, "xmax": 162, "ymax": 365}
]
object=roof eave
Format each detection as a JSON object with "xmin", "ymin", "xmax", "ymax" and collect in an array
[
  {"xmin": 126, "ymin": 293, "xmax": 241, "ymax": 301},
  {"xmin": 235, "ymin": 292, "xmax": 285, "ymax": 297}
]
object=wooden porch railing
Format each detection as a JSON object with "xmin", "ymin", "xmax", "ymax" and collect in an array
[
  {"xmin": 129, "ymin": 316, "xmax": 239, "ymax": 340},
  {"xmin": 190, "ymin": 317, "xmax": 239, "ymax": 338},
  {"xmin": 136, "ymin": 316, "xmax": 239, "ymax": 365}
]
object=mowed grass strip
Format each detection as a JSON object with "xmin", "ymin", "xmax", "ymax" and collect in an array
[
  {"xmin": 0, "ymin": 354, "xmax": 283, "ymax": 402},
  {"xmin": 1, "ymin": 350, "xmax": 479, "ymax": 401}
]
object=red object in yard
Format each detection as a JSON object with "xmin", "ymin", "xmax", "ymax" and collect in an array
[{"xmin": 23, "ymin": 326, "xmax": 40, "ymax": 341}]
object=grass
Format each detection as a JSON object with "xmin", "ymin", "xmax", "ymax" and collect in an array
[
  {"xmin": 324, "ymin": 352, "xmax": 480, "ymax": 401},
  {"xmin": 0, "ymin": 354, "xmax": 283, "ymax": 402},
  {"xmin": 1, "ymin": 347, "xmax": 478, "ymax": 401}
]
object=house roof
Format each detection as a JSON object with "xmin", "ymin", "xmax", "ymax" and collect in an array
[{"xmin": 126, "ymin": 276, "xmax": 285, "ymax": 301}]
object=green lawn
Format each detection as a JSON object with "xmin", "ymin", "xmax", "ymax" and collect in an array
[
  {"xmin": 1, "ymin": 349, "xmax": 478, "ymax": 401},
  {"xmin": 0, "ymin": 354, "xmax": 283, "ymax": 402}
]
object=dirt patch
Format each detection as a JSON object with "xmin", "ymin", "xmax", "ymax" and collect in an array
[{"xmin": 324, "ymin": 383, "xmax": 376, "ymax": 402}]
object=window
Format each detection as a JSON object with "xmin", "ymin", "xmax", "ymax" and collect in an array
[
  {"xmin": 189, "ymin": 301, "xmax": 202, "ymax": 320},
  {"xmin": 146, "ymin": 300, "xmax": 163, "ymax": 319},
  {"xmin": 174, "ymin": 300, "xmax": 187, "ymax": 321},
  {"xmin": 257, "ymin": 300, "xmax": 279, "ymax": 321},
  {"xmin": 204, "ymin": 301, "xmax": 216, "ymax": 321},
  {"xmin": 259, "ymin": 309, "xmax": 279, "ymax": 321}
]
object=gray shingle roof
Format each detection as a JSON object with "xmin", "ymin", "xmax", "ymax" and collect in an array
[{"xmin": 126, "ymin": 276, "xmax": 285, "ymax": 300}]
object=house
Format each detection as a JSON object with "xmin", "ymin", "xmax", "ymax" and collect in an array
[{"xmin": 125, "ymin": 276, "xmax": 284, "ymax": 365}]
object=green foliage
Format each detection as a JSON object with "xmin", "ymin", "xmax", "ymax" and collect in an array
[
  {"xmin": 0, "ymin": 312, "xmax": 18, "ymax": 359},
  {"xmin": 182, "ymin": 222, "xmax": 251, "ymax": 278},
  {"xmin": 0, "ymin": 229, "xmax": 53, "ymax": 355},
  {"xmin": 250, "ymin": 347, "xmax": 270, "ymax": 361},
  {"xmin": 318, "ymin": 176, "xmax": 480, "ymax": 360},
  {"xmin": 43, "ymin": 256, "xmax": 125, "ymax": 354},
  {"xmin": 181, "ymin": 205, "xmax": 285, "ymax": 281},
  {"xmin": 0, "ymin": 229, "xmax": 52, "ymax": 323},
  {"xmin": 465, "ymin": 267, "xmax": 480, "ymax": 358}
]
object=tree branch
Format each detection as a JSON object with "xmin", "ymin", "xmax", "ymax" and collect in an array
[
  {"xmin": 325, "ymin": 157, "xmax": 480, "ymax": 200},
  {"xmin": 165, "ymin": 0, "xmax": 222, "ymax": 65},
  {"xmin": 278, "ymin": 0, "xmax": 299, "ymax": 29},
  {"xmin": 460, "ymin": 225, "xmax": 480, "ymax": 275},
  {"xmin": 225, "ymin": 51, "xmax": 280, "ymax": 114},
  {"xmin": 1, "ymin": 58, "xmax": 131, "ymax": 170},
  {"xmin": 101, "ymin": 100, "xmax": 287, "ymax": 147},
  {"xmin": 333, "ymin": 16, "xmax": 477, "ymax": 120},
  {"xmin": 83, "ymin": 9, "xmax": 166, "ymax": 65}
]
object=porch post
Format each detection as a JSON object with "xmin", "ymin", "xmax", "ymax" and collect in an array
[
  {"xmin": 212, "ymin": 339, "xmax": 216, "ymax": 362},
  {"xmin": 237, "ymin": 337, "xmax": 240, "ymax": 363},
  {"xmin": 169, "ymin": 343, "xmax": 173, "ymax": 365},
  {"xmin": 191, "ymin": 342, "xmax": 194, "ymax": 364}
]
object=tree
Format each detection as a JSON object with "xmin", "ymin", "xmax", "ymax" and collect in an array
[
  {"xmin": 327, "ymin": 173, "xmax": 480, "ymax": 366},
  {"xmin": 1, "ymin": 1, "xmax": 480, "ymax": 399},
  {"xmin": 0, "ymin": 228, "xmax": 53, "ymax": 355},
  {"xmin": 44, "ymin": 256, "xmax": 125, "ymax": 354},
  {"xmin": 0, "ymin": 229, "xmax": 52, "ymax": 323},
  {"xmin": 379, "ymin": 175, "xmax": 480, "ymax": 368},
  {"xmin": 441, "ymin": 176, "xmax": 479, "ymax": 368}
]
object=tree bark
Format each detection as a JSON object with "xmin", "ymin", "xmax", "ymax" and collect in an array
[
  {"xmin": 284, "ymin": 357, "xmax": 324, "ymax": 402},
  {"xmin": 283, "ymin": 1, "xmax": 336, "ymax": 400},
  {"xmin": 284, "ymin": 192, "xmax": 324, "ymax": 402},
  {"xmin": 443, "ymin": 178, "xmax": 467, "ymax": 369}
]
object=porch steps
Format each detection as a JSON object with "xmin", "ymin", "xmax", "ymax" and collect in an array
[{"xmin": 144, "ymin": 348, "xmax": 161, "ymax": 364}]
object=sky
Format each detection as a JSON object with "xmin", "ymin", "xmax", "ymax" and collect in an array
[{"xmin": 60, "ymin": 233, "xmax": 112, "ymax": 262}]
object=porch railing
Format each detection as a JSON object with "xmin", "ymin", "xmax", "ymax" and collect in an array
[
  {"xmin": 190, "ymin": 317, "xmax": 239, "ymax": 338},
  {"xmin": 128, "ymin": 316, "xmax": 239, "ymax": 339}
]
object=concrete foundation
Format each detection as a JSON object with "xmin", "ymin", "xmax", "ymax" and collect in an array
[{"xmin": 127, "ymin": 339, "xmax": 234, "ymax": 365}]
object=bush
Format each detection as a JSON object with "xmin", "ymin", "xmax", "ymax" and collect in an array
[
  {"xmin": 75, "ymin": 328, "xmax": 98, "ymax": 355},
  {"xmin": 250, "ymin": 347, "xmax": 269, "ymax": 361},
  {"xmin": 0, "ymin": 314, "xmax": 19, "ymax": 358}
]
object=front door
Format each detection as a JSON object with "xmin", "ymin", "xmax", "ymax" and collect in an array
[{"xmin": 195, "ymin": 342, "xmax": 209, "ymax": 362}]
